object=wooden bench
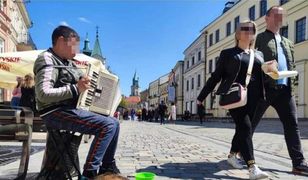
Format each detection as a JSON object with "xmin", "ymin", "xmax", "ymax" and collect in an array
[{"xmin": 0, "ymin": 105, "xmax": 33, "ymax": 180}]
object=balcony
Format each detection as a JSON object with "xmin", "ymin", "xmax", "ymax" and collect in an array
[{"xmin": 16, "ymin": 33, "xmax": 36, "ymax": 51}]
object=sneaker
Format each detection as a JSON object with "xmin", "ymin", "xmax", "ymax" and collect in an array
[
  {"xmin": 81, "ymin": 169, "xmax": 97, "ymax": 179},
  {"xmin": 293, "ymin": 161, "xmax": 308, "ymax": 176},
  {"xmin": 249, "ymin": 164, "xmax": 269, "ymax": 180},
  {"xmin": 98, "ymin": 162, "xmax": 121, "ymax": 175},
  {"xmin": 227, "ymin": 154, "xmax": 243, "ymax": 169}
]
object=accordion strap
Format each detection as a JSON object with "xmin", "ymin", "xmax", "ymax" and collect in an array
[{"xmin": 245, "ymin": 49, "xmax": 254, "ymax": 87}]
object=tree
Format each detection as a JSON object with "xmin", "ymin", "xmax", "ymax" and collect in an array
[{"xmin": 119, "ymin": 97, "xmax": 128, "ymax": 108}]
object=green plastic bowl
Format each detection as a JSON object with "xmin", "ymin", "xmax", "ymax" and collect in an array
[{"xmin": 135, "ymin": 172, "xmax": 156, "ymax": 180}]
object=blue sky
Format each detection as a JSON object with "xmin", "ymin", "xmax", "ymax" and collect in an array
[{"xmin": 26, "ymin": 0, "xmax": 226, "ymax": 96}]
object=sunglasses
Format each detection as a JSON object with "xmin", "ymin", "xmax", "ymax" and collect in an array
[{"xmin": 240, "ymin": 26, "xmax": 255, "ymax": 32}]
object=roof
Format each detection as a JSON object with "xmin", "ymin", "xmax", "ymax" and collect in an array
[
  {"xmin": 126, "ymin": 96, "xmax": 141, "ymax": 104},
  {"xmin": 91, "ymin": 28, "xmax": 104, "ymax": 61}
]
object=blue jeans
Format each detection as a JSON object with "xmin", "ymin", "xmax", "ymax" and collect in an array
[
  {"xmin": 42, "ymin": 108, "xmax": 120, "ymax": 171},
  {"xmin": 10, "ymin": 97, "xmax": 21, "ymax": 107}
]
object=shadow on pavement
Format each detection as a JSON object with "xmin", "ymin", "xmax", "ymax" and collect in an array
[
  {"xmin": 136, "ymin": 160, "xmax": 246, "ymax": 179},
  {"xmin": 150, "ymin": 119, "xmax": 308, "ymax": 138}
]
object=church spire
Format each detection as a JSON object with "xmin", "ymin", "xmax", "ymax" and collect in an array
[
  {"xmin": 91, "ymin": 26, "xmax": 105, "ymax": 64},
  {"xmin": 131, "ymin": 70, "xmax": 140, "ymax": 96}
]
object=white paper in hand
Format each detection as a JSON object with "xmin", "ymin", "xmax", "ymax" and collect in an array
[{"xmin": 266, "ymin": 71, "xmax": 298, "ymax": 79}]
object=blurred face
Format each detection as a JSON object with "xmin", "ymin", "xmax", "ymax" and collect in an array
[
  {"xmin": 58, "ymin": 36, "xmax": 80, "ymax": 59},
  {"xmin": 237, "ymin": 23, "xmax": 256, "ymax": 42},
  {"xmin": 266, "ymin": 7, "xmax": 285, "ymax": 28}
]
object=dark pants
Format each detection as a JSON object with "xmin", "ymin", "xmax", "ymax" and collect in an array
[
  {"xmin": 229, "ymin": 105, "xmax": 255, "ymax": 166},
  {"xmin": 160, "ymin": 114, "xmax": 165, "ymax": 124},
  {"xmin": 42, "ymin": 108, "xmax": 120, "ymax": 171},
  {"xmin": 251, "ymin": 86, "xmax": 304, "ymax": 167}
]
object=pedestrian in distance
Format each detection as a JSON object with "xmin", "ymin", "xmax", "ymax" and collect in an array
[
  {"xmin": 10, "ymin": 76, "xmax": 23, "ymax": 107},
  {"xmin": 130, "ymin": 108, "xmax": 136, "ymax": 121},
  {"xmin": 252, "ymin": 5, "xmax": 308, "ymax": 175},
  {"xmin": 168, "ymin": 102, "xmax": 176, "ymax": 124},
  {"xmin": 159, "ymin": 100, "xmax": 167, "ymax": 125},
  {"xmin": 19, "ymin": 73, "xmax": 36, "ymax": 113},
  {"xmin": 34, "ymin": 25, "xmax": 120, "ymax": 179},
  {"xmin": 197, "ymin": 103, "xmax": 205, "ymax": 124},
  {"xmin": 197, "ymin": 20, "xmax": 268, "ymax": 179}
]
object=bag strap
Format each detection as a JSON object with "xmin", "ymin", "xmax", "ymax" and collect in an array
[{"xmin": 245, "ymin": 49, "xmax": 255, "ymax": 87}]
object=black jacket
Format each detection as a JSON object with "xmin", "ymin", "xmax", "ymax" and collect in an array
[{"xmin": 197, "ymin": 47, "xmax": 264, "ymax": 102}]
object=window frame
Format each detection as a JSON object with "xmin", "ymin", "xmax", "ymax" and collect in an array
[
  {"xmin": 209, "ymin": 33, "xmax": 213, "ymax": 47},
  {"xmin": 260, "ymin": 0, "xmax": 267, "ymax": 17},
  {"xmin": 215, "ymin": 29, "xmax": 220, "ymax": 43},
  {"xmin": 295, "ymin": 17, "xmax": 306, "ymax": 43},
  {"xmin": 226, "ymin": 21, "xmax": 231, "ymax": 37},
  {"xmin": 249, "ymin": 5, "xmax": 255, "ymax": 21},
  {"xmin": 234, "ymin": 16, "xmax": 240, "ymax": 31}
]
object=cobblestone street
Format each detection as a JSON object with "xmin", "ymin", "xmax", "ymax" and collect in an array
[{"xmin": 1, "ymin": 119, "xmax": 308, "ymax": 179}]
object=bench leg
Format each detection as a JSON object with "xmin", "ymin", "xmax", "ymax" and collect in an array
[{"xmin": 17, "ymin": 126, "xmax": 32, "ymax": 180}]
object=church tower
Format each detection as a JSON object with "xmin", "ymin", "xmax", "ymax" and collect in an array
[
  {"xmin": 82, "ymin": 33, "xmax": 92, "ymax": 56},
  {"xmin": 91, "ymin": 26, "xmax": 106, "ymax": 65},
  {"xmin": 130, "ymin": 71, "xmax": 140, "ymax": 96}
]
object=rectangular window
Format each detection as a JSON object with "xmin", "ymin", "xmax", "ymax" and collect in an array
[
  {"xmin": 198, "ymin": 51, "xmax": 201, "ymax": 61},
  {"xmin": 260, "ymin": 0, "xmax": 267, "ymax": 17},
  {"xmin": 209, "ymin": 33, "xmax": 213, "ymax": 47},
  {"xmin": 234, "ymin": 16, "xmax": 240, "ymax": 31},
  {"xmin": 186, "ymin": 80, "xmax": 189, "ymax": 91},
  {"xmin": 0, "ymin": 38, "xmax": 4, "ymax": 53},
  {"xmin": 295, "ymin": 17, "xmax": 306, "ymax": 43},
  {"xmin": 186, "ymin": 102, "xmax": 188, "ymax": 111},
  {"xmin": 280, "ymin": 0, "xmax": 288, "ymax": 5},
  {"xmin": 197, "ymin": 74, "xmax": 201, "ymax": 87},
  {"xmin": 209, "ymin": 59, "xmax": 213, "ymax": 73},
  {"xmin": 210, "ymin": 92, "xmax": 215, "ymax": 109},
  {"xmin": 191, "ymin": 78, "xmax": 194, "ymax": 90},
  {"xmin": 215, "ymin": 29, "xmax": 220, "ymax": 43},
  {"xmin": 226, "ymin": 21, "xmax": 231, "ymax": 36},
  {"xmin": 214, "ymin": 56, "xmax": 219, "ymax": 71},
  {"xmin": 192, "ymin": 56, "xmax": 195, "ymax": 65},
  {"xmin": 190, "ymin": 101, "xmax": 194, "ymax": 113},
  {"xmin": 186, "ymin": 60, "xmax": 189, "ymax": 69},
  {"xmin": 280, "ymin": 26, "xmax": 288, "ymax": 38},
  {"xmin": 249, "ymin": 5, "xmax": 255, "ymax": 21}
]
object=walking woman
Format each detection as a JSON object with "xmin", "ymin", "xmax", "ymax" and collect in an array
[
  {"xmin": 197, "ymin": 21, "xmax": 268, "ymax": 179},
  {"xmin": 11, "ymin": 76, "xmax": 23, "ymax": 107}
]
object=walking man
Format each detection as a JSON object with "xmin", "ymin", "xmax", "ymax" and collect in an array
[{"xmin": 254, "ymin": 6, "xmax": 308, "ymax": 175}]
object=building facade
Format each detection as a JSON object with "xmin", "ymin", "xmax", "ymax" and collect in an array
[
  {"xmin": 200, "ymin": 0, "xmax": 308, "ymax": 118},
  {"xmin": 140, "ymin": 88, "xmax": 149, "ymax": 110},
  {"xmin": 158, "ymin": 73, "xmax": 169, "ymax": 105},
  {"xmin": 148, "ymin": 79, "xmax": 159, "ymax": 108},
  {"xmin": 0, "ymin": 0, "xmax": 35, "ymax": 102},
  {"xmin": 183, "ymin": 33, "xmax": 206, "ymax": 115},
  {"xmin": 172, "ymin": 60, "xmax": 184, "ymax": 116}
]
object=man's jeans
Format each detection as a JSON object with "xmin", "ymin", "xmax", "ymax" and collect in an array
[{"xmin": 42, "ymin": 108, "xmax": 120, "ymax": 171}]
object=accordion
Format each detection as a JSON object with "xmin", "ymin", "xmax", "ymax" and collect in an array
[{"xmin": 76, "ymin": 64, "xmax": 121, "ymax": 116}]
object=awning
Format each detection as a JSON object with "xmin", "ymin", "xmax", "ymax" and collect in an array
[{"xmin": 0, "ymin": 50, "xmax": 105, "ymax": 89}]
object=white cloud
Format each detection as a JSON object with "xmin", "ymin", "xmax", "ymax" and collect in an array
[
  {"xmin": 59, "ymin": 21, "xmax": 69, "ymax": 26},
  {"xmin": 47, "ymin": 22, "xmax": 54, "ymax": 27},
  {"xmin": 78, "ymin": 17, "xmax": 91, "ymax": 24}
]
